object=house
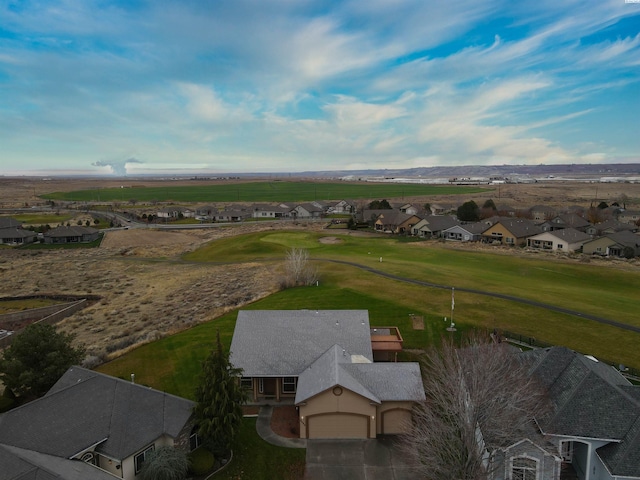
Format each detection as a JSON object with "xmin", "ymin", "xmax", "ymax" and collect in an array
[
  {"xmin": 328, "ymin": 200, "xmax": 357, "ymax": 214},
  {"xmin": 229, "ymin": 310, "xmax": 425, "ymax": 439},
  {"xmin": 0, "ymin": 217, "xmax": 37, "ymax": 246},
  {"xmin": 397, "ymin": 203, "xmax": 420, "ymax": 215},
  {"xmin": 0, "ymin": 227, "xmax": 37, "ymax": 246},
  {"xmin": 411, "ymin": 215, "xmax": 460, "ymax": 238},
  {"xmin": 507, "ymin": 346, "xmax": 640, "ymax": 480},
  {"xmin": 374, "ymin": 211, "xmax": 422, "ymax": 234},
  {"xmin": 529, "ymin": 205, "xmax": 556, "ymax": 222},
  {"xmin": 251, "ymin": 203, "xmax": 290, "ymax": 219},
  {"xmin": 540, "ymin": 214, "xmax": 591, "ymax": 232},
  {"xmin": 156, "ymin": 206, "xmax": 194, "ymax": 219},
  {"xmin": 582, "ymin": 230, "xmax": 640, "ymax": 257},
  {"xmin": 428, "ymin": 203, "xmax": 448, "ymax": 215},
  {"xmin": 43, "ymin": 226, "xmax": 100, "ymax": 244},
  {"xmin": 526, "ymin": 228, "xmax": 592, "ymax": 252},
  {"xmin": 616, "ymin": 209, "xmax": 640, "ymax": 225},
  {"xmin": 481, "ymin": 218, "xmax": 543, "ymax": 246},
  {"xmin": 0, "ymin": 367, "xmax": 196, "ymax": 480},
  {"xmin": 291, "ymin": 203, "xmax": 324, "ymax": 219},
  {"xmin": 585, "ymin": 219, "xmax": 637, "ymax": 237},
  {"xmin": 442, "ymin": 222, "xmax": 488, "ymax": 242},
  {"xmin": 213, "ymin": 209, "xmax": 250, "ymax": 222},
  {"xmin": 194, "ymin": 204, "xmax": 218, "ymax": 221}
]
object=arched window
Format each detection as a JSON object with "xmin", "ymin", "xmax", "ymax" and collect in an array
[{"xmin": 511, "ymin": 456, "xmax": 538, "ymax": 480}]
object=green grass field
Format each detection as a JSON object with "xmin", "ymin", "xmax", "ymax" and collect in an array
[
  {"xmin": 42, "ymin": 181, "xmax": 489, "ymax": 203},
  {"xmin": 5, "ymin": 213, "xmax": 74, "ymax": 224},
  {"xmin": 102, "ymin": 230, "xmax": 640, "ymax": 390}
]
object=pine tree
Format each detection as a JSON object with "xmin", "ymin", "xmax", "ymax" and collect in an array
[{"xmin": 192, "ymin": 330, "xmax": 246, "ymax": 457}]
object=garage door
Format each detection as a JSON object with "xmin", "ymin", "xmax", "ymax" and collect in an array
[
  {"xmin": 307, "ymin": 413, "xmax": 369, "ymax": 439},
  {"xmin": 382, "ymin": 409, "xmax": 412, "ymax": 435}
]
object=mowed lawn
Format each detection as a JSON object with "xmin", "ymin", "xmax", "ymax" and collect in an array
[
  {"xmin": 42, "ymin": 181, "xmax": 488, "ymax": 203},
  {"xmin": 102, "ymin": 230, "xmax": 640, "ymax": 388}
]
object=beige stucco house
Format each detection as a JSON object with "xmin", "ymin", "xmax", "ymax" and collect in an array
[
  {"xmin": 229, "ymin": 310, "xmax": 425, "ymax": 439},
  {"xmin": 481, "ymin": 218, "xmax": 542, "ymax": 246},
  {"xmin": 526, "ymin": 228, "xmax": 592, "ymax": 252}
]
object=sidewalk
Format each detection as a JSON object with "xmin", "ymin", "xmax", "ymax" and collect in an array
[{"xmin": 256, "ymin": 405, "xmax": 307, "ymax": 448}]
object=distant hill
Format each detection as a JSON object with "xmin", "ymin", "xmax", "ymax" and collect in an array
[{"xmin": 297, "ymin": 163, "xmax": 640, "ymax": 179}]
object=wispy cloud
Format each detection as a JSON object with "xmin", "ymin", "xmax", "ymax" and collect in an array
[{"xmin": 0, "ymin": 0, "xmax": 638, "ymax": 174}]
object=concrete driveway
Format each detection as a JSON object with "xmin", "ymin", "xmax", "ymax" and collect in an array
[{"xmin": 304, "ymin": 437, "xmax": 417, "ymax": 480}]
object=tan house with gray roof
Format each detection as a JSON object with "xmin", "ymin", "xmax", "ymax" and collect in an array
[
  {"xmin": 229, "ymin": 310, "xmax": 424, "ymax": 439},
  {"xmin": 481, "ymin": 218, "xmax": 543, "ymax": 246}
]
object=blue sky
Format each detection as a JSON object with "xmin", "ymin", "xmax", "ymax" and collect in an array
[{"xmin": 1, "ymin": 0, "xmax": 639, "ymax": 175}]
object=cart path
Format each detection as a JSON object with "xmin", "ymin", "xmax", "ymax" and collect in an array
[{"xmin": 322, "ymin": 258, "xmax": 640, "ymax": 334}]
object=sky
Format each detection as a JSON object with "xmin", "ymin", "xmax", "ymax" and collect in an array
[{"xmin": 1, "ymin": 0, "xmax": 639, "ymax": 176}]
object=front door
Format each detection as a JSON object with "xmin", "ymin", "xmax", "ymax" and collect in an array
[{"xmin": 260, "ymin": 378, "xmax": 277, "ymax": 396}]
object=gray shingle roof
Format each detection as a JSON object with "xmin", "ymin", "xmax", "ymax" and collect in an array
[
  {"xmin": 0, "ymin": 367, "xmax": 194, "ymax": 461},
  {"xmin": 0, "ymin": 444, "xmax": 115, "ymax": 480},
  {"xmin": 294, "ymin": 344, "xmax": 425, "ymax": 405},
  {"xmin": 0, "ymin": 228, "xmax": 37, "ymax": 240},
  {"xmin": 543, "ymin": 227, "xmax": 591, "ymax": 243},
  {"xmin": 492, "ymin": 217, "xmax": 543, "ymax": 238},
  {"xmin": 420, "ymin": 215, "xmax": 459, "ymax": 232},
  {"xmin": 230, "ymin": 310, "xmax": 373, "ymax": 376},
  {"xmin": 294, "ymin": 344, "xmax": 379, "ymax": 404},
  {"xmin": 0, "ymin": 217, "xmax": 21, "ymax": 229},
  {"xmin": 44, "ymin": 226, "xmax": 98, "ymax": 237},
  {"xmin": 527, "ymin": 347, "xmax": 640, "ymax": 477}
]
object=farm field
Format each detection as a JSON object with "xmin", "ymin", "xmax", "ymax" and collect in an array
[{"xmin": 41, "ymin": 181, "xmax": 488, "ymax": 203}]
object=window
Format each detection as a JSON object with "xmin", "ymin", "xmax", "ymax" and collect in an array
[
  {"xmin": 558, "ymin": 244, "xmax": 563, "ymax": 249},
  {"xmin": 240, "ymin": 377, "xmax": 253, "ymax": 390},
  {"xmin": 190, "ymin": 432, "xmax": 201, "ymax": 450},
  {"xmin": 512, "ymin": 456, "xmax": 537, "ymax": 480},
  {"xmin": 258, "ymin": 378, "xmax": 264, "ymax": 393},
  {"xmin": 282, "ymin": 377, "xmax": 297, "ymax": 393},
  {"xmin": 134, "ymin": 445, "xmax": 155, "ymax": 474}
]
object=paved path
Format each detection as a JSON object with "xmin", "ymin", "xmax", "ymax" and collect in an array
[
  {"xmin": 256, "ymin": 406, "xmax": 306, "ymax": 448},
  {"xmin": 322, "ymin": 259, "xmax": 640, "ymax": 334}
]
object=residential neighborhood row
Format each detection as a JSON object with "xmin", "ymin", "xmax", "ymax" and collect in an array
[{"xmin": 2, "ymin": 199, "xmax": 639, "ymax": 257}]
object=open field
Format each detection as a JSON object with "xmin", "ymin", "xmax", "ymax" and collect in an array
[
  {"xmin": 41, "ymin": 181, "xmax": 488, "ymax": 203},
  {"xmin": 2, "ymin": 176, "xmax": 639, "ymax": 210}
]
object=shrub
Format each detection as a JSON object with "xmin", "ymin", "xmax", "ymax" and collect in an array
[{"xmin": 189, "ymin": 447, "xmax": 215, "ymax": 476}]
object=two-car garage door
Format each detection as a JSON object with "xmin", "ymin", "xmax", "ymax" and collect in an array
[{"xmin": 307, "ymin": 413, "xmax": 369, "ymax": 439}]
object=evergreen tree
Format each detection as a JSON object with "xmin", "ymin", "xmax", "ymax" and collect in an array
[
  {"xmin": 368, "ymin": 199, "xmax": 392, "ymax": 209},
  {"xmin": 456, "ymin": 200, "xmax": 480, "ymax": 222},
  {"xmin": 193, "ymin": 330, "xmax": 245, "ymax": 457},
  {"xmin": 0, "ymin": 323, "xmax": 85, "ymax": 399}
]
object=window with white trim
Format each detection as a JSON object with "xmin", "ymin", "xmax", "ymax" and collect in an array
[
  {"xmin": 134, "ymin": 445, "xmax": 155, "ymax": 474},
  {"xmin": 282, "ymin": 377, "xmax": 297, "ymax": 393},
  {"xmin": 240, "ymin": 377, "xmax": 253, "ymax": 390},
  {"xmin": 511, "ymin": 456, "xmax": 537, "ymax": 480}
]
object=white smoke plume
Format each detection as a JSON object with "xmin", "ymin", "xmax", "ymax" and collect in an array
[{"xmin": 92, "ymin": 157, "xmax": 144, "ymax": 176}]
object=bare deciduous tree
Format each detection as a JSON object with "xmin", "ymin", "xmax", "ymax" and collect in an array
[
  {"xmin": 281, "ymin": 248, "xmax": 318, "ymax": 288},
  {"xmin": 402, "ymin": 332, "xmax": 548, "ymax": 480}
]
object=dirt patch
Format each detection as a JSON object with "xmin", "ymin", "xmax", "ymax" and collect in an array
[
  {"xmin": 270, "ymin": 406, "xmax": 299, "ymax": 438},
  {"xmin": 318, "ymin": 236, "xmax": 343, "ymax": 245},
  {"xmin": 410, "ymin": 314, "xmax": 424, "ymax": 330}
]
